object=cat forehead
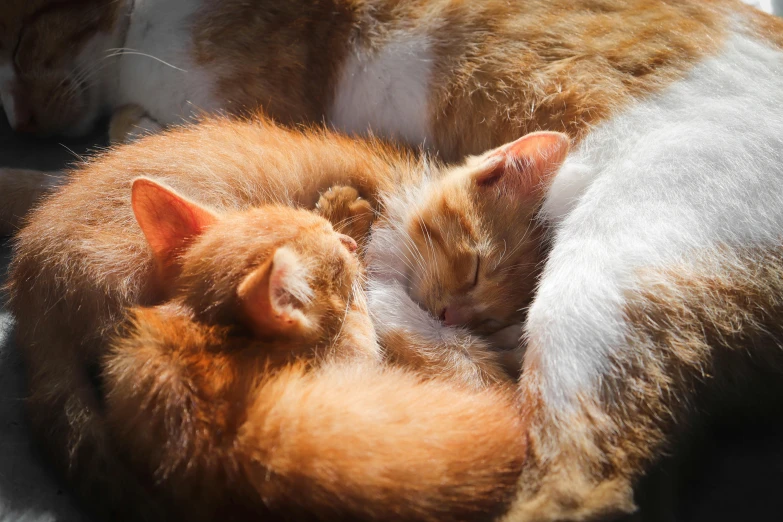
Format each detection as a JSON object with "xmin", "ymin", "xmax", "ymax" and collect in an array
[{"xmin": 0, "ymin": 0, "xmax": 121, "ymax": 58}]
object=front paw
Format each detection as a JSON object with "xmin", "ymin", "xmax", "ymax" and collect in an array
[{"xmin": 316, "ymin": 185, "xmax": 375, "ymax": 245}]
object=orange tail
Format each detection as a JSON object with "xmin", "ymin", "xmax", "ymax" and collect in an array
[
  {"xmin": 238, "ymin": 362, "xmax": 526, "ymax": 521},
  {"xmin": 105, "ymin": 309, "xmax": 526, "ymax": 521}
]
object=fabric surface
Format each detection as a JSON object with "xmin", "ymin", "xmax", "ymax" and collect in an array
[{"xmin": 0, "ymin": 115, "xmax": 97, "ymax": 522}]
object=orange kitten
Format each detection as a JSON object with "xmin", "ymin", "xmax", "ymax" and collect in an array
[
  {"xmin": 99, "ymin": 180, "xmax": 526, "ymax": 519},
  {"xmin": 6, "ymin": 118, "xmax": 398, "ymax": 520},
  {"xmin": 7, "ymin": 116, "xmax": 524, "ymax": 520}
]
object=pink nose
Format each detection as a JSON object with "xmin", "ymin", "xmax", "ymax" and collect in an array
[{"xmin": 441, "ymin": 305, "xmax": 471, "ymax": 326}]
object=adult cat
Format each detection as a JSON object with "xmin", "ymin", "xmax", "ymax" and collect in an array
[
  {"xmin": 6, "ymin": 0, "xmax": 783, "ymax": 519},
  {"xmin": 0, "ymin": 0, "xmax": 769, "ymax": 154}
]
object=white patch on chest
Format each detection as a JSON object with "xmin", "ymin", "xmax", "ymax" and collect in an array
[
  {"xmin": 113, "ymin": 0, "xmax": 219, "ymax": 125},
  {"xmin": 526, "ymin": 32, "xmax": 783, "ymax": 410},
  {"xmin": 329, "ymin": 32, "xmax": 433, "ymax": 148}
]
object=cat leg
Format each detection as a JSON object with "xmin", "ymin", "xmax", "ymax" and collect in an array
[
  {"xmin": 315, "ymin": 185, "xmax": 375, "ymax": 249},
  {"xmin": 0, "ymin": 168, "xmax": 61, "ymax": 236},
  {"xmin": 109, "ymin": 104, "xmax": 163, "ymax": 144}
]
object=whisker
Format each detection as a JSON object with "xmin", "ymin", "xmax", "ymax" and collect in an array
[{"xmin": 106, "ymin": 48, "xmax": 187, "ymax": 72}]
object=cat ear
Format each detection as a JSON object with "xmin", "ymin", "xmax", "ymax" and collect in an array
[
  {"xmin": 131, "ymin": 177, "xmax": 218, "ymax": 273},
  {"xmin": 237, "ymin": 247, "xmax": 314, "ymax": 337},
  {"xmin": 473, "ymin": 132, "xmax": 570, "ymax": 198}
]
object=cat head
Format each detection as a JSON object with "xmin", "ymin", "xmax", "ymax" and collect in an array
[
  {"xmin": 373, "ymin": 132, "xmax": 569, "ymax": 336},
  {"xmin": 0, "ymin": 0, "xmax": 126, "ymax": 136},
  {"xmin": 131, "ymin": 178, "xmax": 362, "ymax": 346}
]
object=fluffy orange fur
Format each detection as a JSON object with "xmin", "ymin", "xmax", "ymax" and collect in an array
[
  {"xmin": 6, "ymin": 118, "xmax": 398, "ymax": 520},
  {"xmin": 104, "ymin": 303, "xmax": 526, "ymax": 521},
  {"xmin": 7, "ymin": 116, "xmax": 534, "ymax": 520}
]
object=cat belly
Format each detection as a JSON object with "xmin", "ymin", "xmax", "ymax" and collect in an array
[
  {"xmin": 328, "ymin": 32, "xmax": 433, "ymax": 149},
  {"xmin": 528, "ymin": 31, "xmax": 783, "ymax": 411},
  {"xmin": 113, "ymin": 0, "xmax": 220, "ymax": 126}
]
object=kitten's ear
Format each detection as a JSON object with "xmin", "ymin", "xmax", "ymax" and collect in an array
[
  {"xmin": 237, "ymin": 247, "xmax": 314, "ymax": 337},
  {"xmin": 473, "ymin": 132, "xmax": 570, "ymax": 198},
  {"xmin": 131, "ymin": 177, "xmax": 218, "ymax": 273}
]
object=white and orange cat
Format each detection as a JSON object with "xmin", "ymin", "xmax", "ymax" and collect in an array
[
  {"xmin": 6, "ymin": 0, "xmax": 783, "ymax": 520},
  {"xmin": 1, "ymin": 0, "xmax": 770, "ymax": 152}
]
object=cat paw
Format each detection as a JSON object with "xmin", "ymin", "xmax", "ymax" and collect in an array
[
  {"xmin": 316, "ymin": 185, "xmax": 375, "ymax": 245},
  {"xmin": 109, "ymin": 104, "xmax": 163, "ymax": 144}
]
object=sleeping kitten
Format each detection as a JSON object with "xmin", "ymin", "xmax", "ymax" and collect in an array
[
  {"xmin": 7, "ymin": 116, "xmax": 533, "ymax": 521},
  {"xmin": 97, "ymin": 179, "xmax": 525, "ymax": 521}
]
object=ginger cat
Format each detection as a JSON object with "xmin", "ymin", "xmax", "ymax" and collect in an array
[
  {"xmin": 7, "ymin": 116, "xmax": 541, "ymax": 521},
  {"xmin": 94, "ymin": 178, "xmax": 525, "ymax": 522}
]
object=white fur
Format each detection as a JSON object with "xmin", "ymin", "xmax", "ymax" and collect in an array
[
  {"xmin": 528, "ymin": 32, "xmax": 783, "ymax": 411},
  {"xmin": 367, "ymin": 168, "xmax": 454, "ymax": 339},
  {"xmin": 367, "ymin": 31, "xmax": 783, "ymax": 415},
  {"xmin": 112, "ymin": 0, "xmax": 220, "ymax": 125},
  {"xmin": 329, "ymin": 32, "xmax": 433, "ymax": 148}
]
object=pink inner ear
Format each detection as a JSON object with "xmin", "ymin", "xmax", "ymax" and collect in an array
[
  {"xmin": 131, "ymin": 178, "xmax": 217, "ymax": 269},
  {"xmin": 238, "ymin": 251, "xmax": 303, "ymax": 337},
  {"xmin": 476, "ymin": 132, "xmax": 570, "ymax": 195}
]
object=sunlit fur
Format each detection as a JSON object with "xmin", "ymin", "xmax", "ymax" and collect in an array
[
  {"xmin": 103, "ymin": 305, "xmax": 525, "ymax": 522},
  {"xmin": 6, "ymin": 118, "xmax": 403, "ymax": 521},
  {"xmin": 365, "ymin": 135, "xmax": 568, "ymax": 390},
  {"xmin": 6, "ymin": 116, "xmax": 526, "ymax": 521}
]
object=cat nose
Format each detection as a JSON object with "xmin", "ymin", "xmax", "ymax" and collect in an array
[
  {"xmin": 338, "ymin": 233, "xmax": 358, "ymax": 252},
  {"xmin": 441, "ymin": 305, "xmax": 472, "ymax": 327}
]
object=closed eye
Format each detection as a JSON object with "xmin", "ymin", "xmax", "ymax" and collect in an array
[{"xmin": 473, "ymin": 253, "xmax": 480, "ymax": 286}]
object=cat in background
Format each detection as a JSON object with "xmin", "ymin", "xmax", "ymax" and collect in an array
[
  {"xmin": 2, "ymin": 0, "xmax": 762, "ymax": 153},
  {"xmin": 96, "ymin": 176, "xmax": 525, "ymax": 522},
  {"xmin": 8, "ymin": 116, "xmax": 561, "ymax": 521}
]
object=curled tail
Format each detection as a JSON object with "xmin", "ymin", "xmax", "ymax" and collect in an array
[
  {"xmin": 104, "ymin": 307, "xmax": 526, "ymax": 521},
  {"xmin": 239, "ymin": 362, "xmax": 526, "ymax": 521}
]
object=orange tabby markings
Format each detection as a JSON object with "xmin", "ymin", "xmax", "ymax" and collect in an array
[{"xmin": 8, "ymin": 116, "xmax": 521, "ymax": 520}]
